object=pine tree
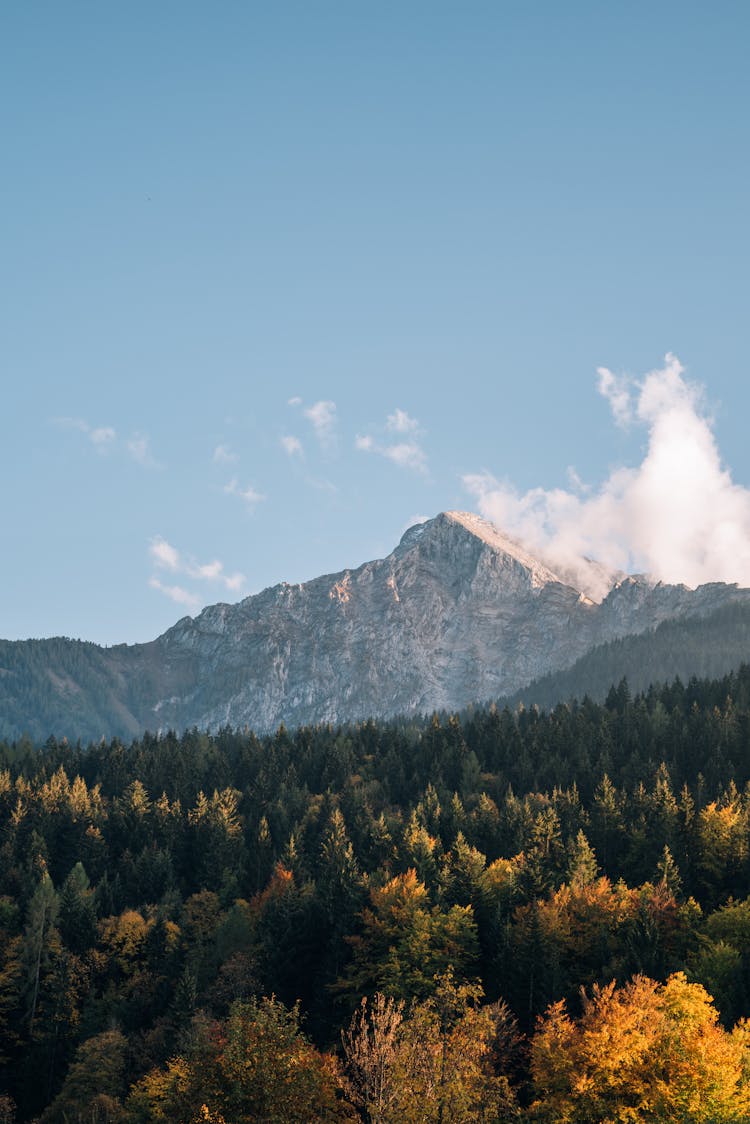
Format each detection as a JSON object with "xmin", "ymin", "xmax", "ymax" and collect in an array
[
  {"xmin": 566, "ymin": 830, "xmax": 599, "ymax": 888},
  {"xmin": 58, "ymin": 862, "xmax": 97, "ymax": 954},
  {"xmin": 22, "ymin": 872, "xmax": 59, "ymax": 1033},
  {"xmin": 655, "ymin": 844, "xmax": 683, "ymax": 899}
]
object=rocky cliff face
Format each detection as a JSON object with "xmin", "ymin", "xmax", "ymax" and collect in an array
[{"xmin": 2, "ymin": 511, "xmax": 749, "ymax": 741}]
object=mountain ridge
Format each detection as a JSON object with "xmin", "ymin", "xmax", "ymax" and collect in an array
[{"xmin": 2, "ymin": 511, "xmax": 749, "ymax": 741}]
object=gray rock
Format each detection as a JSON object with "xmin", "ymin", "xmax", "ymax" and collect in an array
[{"xmin": 2, "ymin": 511, "xmax": 749, "ymax": 741}]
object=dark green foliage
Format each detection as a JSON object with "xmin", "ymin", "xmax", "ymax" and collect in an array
[
  {"xmin": 4, "ymin": 667, "xmax": 750, "ymax": 1116},
  {"xmin": 507, "ymin": 602, "xmax": 750, "ymax": 711}
]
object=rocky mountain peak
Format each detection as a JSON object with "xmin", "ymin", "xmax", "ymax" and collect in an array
[
  {"xmin": 396, "ymin": 510, "xmax": 580, "ymax": 597},
  {"xmin": 441, "ymin": 511, "xmax": 569, "ymax": 586},
  {"xmin": 3, "ymin": 510, "xmax": 750, "ymax": 741}
]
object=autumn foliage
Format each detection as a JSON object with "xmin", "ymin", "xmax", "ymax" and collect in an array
[
  {"xmin": 530, "ymin": 972, "xmax": 750, "ymax": 1122},
  {"xmin": 5, "ymin": 672, "xmax": 750, "ymax": 1118}
]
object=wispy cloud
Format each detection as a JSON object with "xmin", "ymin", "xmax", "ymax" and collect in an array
[
  {"xmin": 382, "ymin": 442, "xmax": 428, "ymax": 473},
  {"xmin": 149, "ymin": 535, "xmax": 180, "ymax": 572},
  {"xmin": 304, "ymin": 400, "xmax": 337, "ymax": 449},
  {"xmin": 464, "ymin": 353, "xmax": 750, "ymax": 596},
  {"xmin": 148, "ymin": 577, "xmax": 201, "ymax": 611},
  {"xmin": 54, "ymin": 417, "xmax": 162, "ymax": 468},
  {"xmin": 54, "ymin": 417, "xmax": 117, "ymax": 453},
  {"xmin": 305, "ymin": 475, "xmax": 339, "ymax": 494},
  {"xmin": 213, "ymin": 443, "xmax": 238, "ymax": 464},
  {"xmin": 287, "ymin": 397, "xmax": 338, "ymax": 453},
  {"xmin": 356, "ymin": 409, "xmax": 428, "ymax": 475},
  {"xmin": 597, "ymin": 367, "xmax": 633, "ymax": 429},
  {"xmin": 386, "ymin": 408, "xmax": 420, "ymax": 434},
  {"xmin": 127, "ymin": 432, "xmax": 162, "ymax": 469},
  {"xmin": 566, "ymin": 466, "xmax": 590, "ymax": 494},
  {"xmin": 280, "ymin": 434, "xmax": 303, "ymax": 457},
  {"xmin": 54, "ymin": 416, "xmax": 89, "ymax": 433},
  {"xmin": 224, "ymin": 478, "xmax": 265, "ymax": 508},
  {"xmin": 215, "ymin": 570, "xmax": 245, "ymax": 593},
  {"xmin": 89, "ymin": 426, "xmax": 116, "ymax": 449},
  {"xmin": 148, "ymin": 535, "xmax": 247, "ymax": 611},
  {"xmin": 186, "ymin": 558, "xmax": 246, "ymax": 591}
]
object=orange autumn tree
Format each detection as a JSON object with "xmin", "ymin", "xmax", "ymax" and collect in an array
[{"xmin": 529, "ymin": 971, "xmax": 750, "ymax": 1122}]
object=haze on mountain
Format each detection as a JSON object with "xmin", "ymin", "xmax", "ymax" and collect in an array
[{"xmin": 2, "ymin": 510, "xmax": 750, "ymax": 744}]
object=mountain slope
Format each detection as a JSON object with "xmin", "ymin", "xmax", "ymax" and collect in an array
[
  {"xmin": 505, "ymin": 601, "xmax": 750, "ymax": 711},
  {"xmin": 2, "ymin": 511, "xmax": 749, "ymax": 741}
]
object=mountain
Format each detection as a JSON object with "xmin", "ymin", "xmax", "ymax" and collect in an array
[
  {"xmin": 500, "ymin": 599, "xmax": 750, "ymax": 711},
  {"xmin": 2, "ymin": 511, "xmax": 750, "ymax": 742}
]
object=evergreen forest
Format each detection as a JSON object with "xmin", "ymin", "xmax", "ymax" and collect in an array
[{"xmin": 5, "ymin": 668, "xmax": 750, "ymax": 1119}]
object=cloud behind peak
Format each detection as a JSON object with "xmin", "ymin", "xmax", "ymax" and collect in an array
[{"xmin": 464, "ymin": 354, "xmax": 750, "ymax": 596}]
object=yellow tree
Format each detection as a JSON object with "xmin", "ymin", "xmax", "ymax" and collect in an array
[
  {"xmin": 696, "ymin": 796, "xmax": 750, "ymax": 906},
  {"xmin": 390, "ymin": 972, "xmax": 519, "ymax": 1123},
  {"xmin": 530, "ymin": 972, "xmax": 750, "ymax": 1122}
]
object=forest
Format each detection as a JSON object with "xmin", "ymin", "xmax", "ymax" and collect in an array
[{"xmin": 4, "ymin": 668, "xmax": 750, "ymax": 1119}]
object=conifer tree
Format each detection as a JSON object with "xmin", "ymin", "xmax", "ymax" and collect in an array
[
  {"xmin": 566, "ymin": 829, "xmax": 599, "ymax": 888},
  {"xmin": 655, "ymin": 844, "xmax": 683, "ymax": 899}
]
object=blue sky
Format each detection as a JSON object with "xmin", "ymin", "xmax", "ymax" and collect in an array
[{"xmin": 3, "ymin": 2, "xmax": 750, "ymax": 644}]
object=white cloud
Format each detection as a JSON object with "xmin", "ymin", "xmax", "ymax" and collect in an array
[
  {"xmin": 304, "ymin": 400, "xmax": 337, "ymax": 447},
  {"xmin": 288, "ymin": 395, "xmax": 303, "ymax": 407},
  {"xmin": 149, "ymin": 535, "xmax": 180, "ymax": 572},
  {"xmin": 383, "ymin": 442, "xmax": 428, "ymax": 473},
  {"xmin": 596, "ymin": 366, "xmax": 633, "ymax": 428},
  {"xmin": 186, "ymin": 558, "xmax": 246, "ymax": 590},
  {"xmin": 147, "ymin": 536, "xmax": 247, "ymax": 609},
  {"xmin": 280, "ymin": 434, "xmax": 303, "ymax": 457},
  {"xmin": 566, "ymin": 466, "xmax": 590, "ymax": 494},
  {"xmin": 54, "ymin": 416, "xmax": 89, "ymax": 433},
  {"xmin": 223, "ymin": 571, "xmax": 246, "ymax": 592},
  {"xmin": 127, "ymin": 432, "xmax": 162, "ymax": 469},
  {"xmin": 89, "ymin": 426, "xmax": 116, "ymax": 449},
  {"xmin": 191, "ymin": 560, "xmax": 223, "ymax": 580},
  {"xmin": 463, "ymin": 353, "xmax": 750, "ymax": 596},
  {"xmin": 55, "ymin": 418, "xmax": 165, "ymax": 468},
  {"xmin": 224, "ymin": 478, "xmax": 265, "ymax": 507},
  {"xmin": 387, "ymin": 408, "xmax": 419, "ymax": 434},
  {"xmin": 213, "ymin": 443, "xmax": 238, "ymax": 464},
  {"xmin": 356, "ymin": 410, "xmax": 428, "ymax": 475},
  {"xmin": 148, "ymin": 577, "xmax": 201, "ymax": 611},
  {"xmin": 54, "ymin": 417, "xmax": 117, "ymax": 454}
]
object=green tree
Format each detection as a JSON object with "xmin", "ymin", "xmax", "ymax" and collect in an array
[
  {"xmin": 40, "ymin": 1028, "xmax": 127, "ymax": 1122},
  {"xmin": 22, "ymin": 872, "xmax": 59, "ymax": 1033},
  {"xmin": 565, "ymin": 830, "xmax": 599, "ymax": 888},
  {"xmin": 340, "ymin": 870, "xmax": 479, "ymax": 1003},
  {"xmin": 58, "ymin": 862, "xmax": 97, "ymax": 954}
]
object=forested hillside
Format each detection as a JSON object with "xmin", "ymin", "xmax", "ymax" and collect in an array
[
  {"xmin": 507, "ymin": 601, "xmax": 750, "ymax": 710},
  {"xmin": 4, "ymin": 669, "xmax": 750, "ymax": 1118}
]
